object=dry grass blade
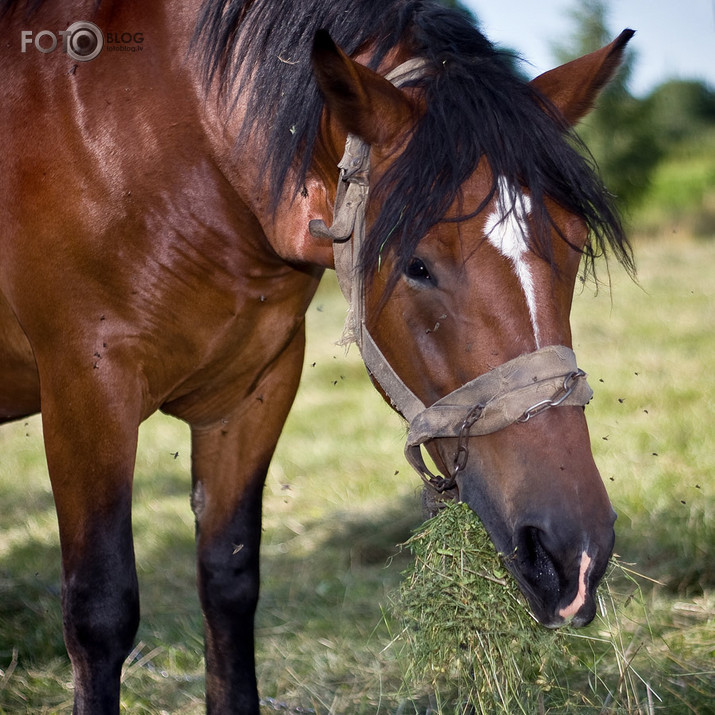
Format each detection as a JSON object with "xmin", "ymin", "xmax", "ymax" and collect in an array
[{"xmin": 0, "ymin": 649, "xmax": 18, "ymax": 694}]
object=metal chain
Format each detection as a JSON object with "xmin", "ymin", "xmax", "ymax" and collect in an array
[
  {"xmin": 516, "ymin": 369, "xmax": 586, "ymax": 424},
  {"xmin": 452, "ymin": 402, "xmax": 486, "ymax": 476},
  {"xmin": 420, "ymin": 402, "xmax": 485, "ymax": 493}
]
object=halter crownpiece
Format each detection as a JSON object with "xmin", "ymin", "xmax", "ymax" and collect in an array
[{"xmin": 309, "ymin": 58, "xmax": 594, "ymax": 488}]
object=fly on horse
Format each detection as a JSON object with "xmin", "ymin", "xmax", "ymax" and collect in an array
[{"xmin": 0, "ymin": 0, "xmax": 634, "ymax": 711}]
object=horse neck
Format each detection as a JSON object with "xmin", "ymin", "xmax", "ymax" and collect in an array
[
  {"xmin": 254, "ymin": 41, "xmax": 417, "ymax": 267},
  {"xmin": 132, "ymin": 0, "xmax": 333, "ymax": 268},
  {"xmin": 196, "ymin": 62, "xmax": 374, "ymax": 269},
  {"xmin": 185, "ymin": 13, "xmax": 410, "ymax": 269}
]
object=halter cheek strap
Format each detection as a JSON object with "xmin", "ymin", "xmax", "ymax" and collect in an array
[
  {"xmin": 308, "ymin": 58, "xmax": 594, "ymax": 487},
  {"xmin": 309, "ymin": 60, "xmax": 431, "ymax": 425}
]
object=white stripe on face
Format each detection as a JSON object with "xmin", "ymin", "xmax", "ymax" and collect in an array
[
  {"xmin": 558, "ymin": 551, "xmax": 592, "ymax": 621},
  {"xmin": 484, "ymin": 178, "xmax": 540, "ymax": 347}
]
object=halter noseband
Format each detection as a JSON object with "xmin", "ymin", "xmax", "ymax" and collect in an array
[{"xmin": 308, "ymin": 59, "xmax": 593, "ymax": 492}]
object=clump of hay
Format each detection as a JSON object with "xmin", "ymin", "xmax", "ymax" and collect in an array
[{"xmin": 392, "ymin": 501, "xmax": 655, "ymax": 714}]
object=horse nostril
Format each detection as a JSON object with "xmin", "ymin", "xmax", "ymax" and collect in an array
[{"xmin": 513, "ymin": 525, "xmax": 560, "ymax": 590}]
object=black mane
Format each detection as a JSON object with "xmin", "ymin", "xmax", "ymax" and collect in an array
[{"xmin": 197, "ymin": 0, "xmax": 633, "ymax": 280}]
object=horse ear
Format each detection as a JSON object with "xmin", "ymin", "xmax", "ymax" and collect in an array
[
  {"xmin": 530, "ymin": 29, "xmax": 635, "ymax": 126},
  {"xmin": 311, "ymin": 30, "xmax": 413, "ymax": 146}
]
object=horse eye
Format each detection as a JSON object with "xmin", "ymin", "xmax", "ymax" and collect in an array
[{"xmin": 405, "ymin": 257, "xmax": 432, "ymax": 282}]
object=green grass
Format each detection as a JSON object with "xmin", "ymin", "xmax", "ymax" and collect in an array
[
  {"xmin": 393, "ymin": 503, "xmax": 667, "ymax": 714},
  {"xmin": 0, "ymin": 237, "xmax": 713, "ymax": 712}
]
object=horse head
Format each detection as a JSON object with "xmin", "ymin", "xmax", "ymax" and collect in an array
[{"xmin": 311, "ymin": 29, "xmax": 634, "ymax": 628}]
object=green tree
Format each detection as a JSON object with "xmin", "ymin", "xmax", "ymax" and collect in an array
[
  {"xmin": 640, "ymin": 79, "xmax": 715, "ymax": 238},
  {"xmin": 553, "ymin": 0, "xmax": 663, "ymax": 210},
  {"xmin": 646, "ymin": 79, "xmax": 715, "ymax": 148}
]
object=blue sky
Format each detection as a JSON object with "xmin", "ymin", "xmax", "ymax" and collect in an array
[{"xmin": 463, "ymin": 0, "xmax": 715, "ymax": 96}]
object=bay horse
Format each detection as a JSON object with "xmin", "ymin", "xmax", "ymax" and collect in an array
[{"xmin": 0, "ymin": 0, "xmax": 634, "ymax": 711}]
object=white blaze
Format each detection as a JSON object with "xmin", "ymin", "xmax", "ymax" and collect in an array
[
  {"xmin": 558, "ymin": 550, "xmax": 592, "ymax": 621},
  {"xmin": 484, "ymin": 178, "xmax": 540, "ymax": 347}
]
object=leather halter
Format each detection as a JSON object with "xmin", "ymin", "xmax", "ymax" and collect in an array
[{"xmin": 309, "ymin": 58, "xmax": 593, "ymax": 488}]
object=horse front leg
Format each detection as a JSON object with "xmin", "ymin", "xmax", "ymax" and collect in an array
[
  {"xmin": 190, "ymin": 330, "xmax": 306, "ymax": 714},
  {"xmin": 40, "ymin": 369, "xmax": 143, "ymax": 714},
  {"xmin": 191, "ymin": 436, "xmax": 265, "ymax": 713}
]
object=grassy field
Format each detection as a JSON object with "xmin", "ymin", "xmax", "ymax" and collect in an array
[{"xmin": 0, "ymin": 237, "xmax": 713, "ymax": 713}]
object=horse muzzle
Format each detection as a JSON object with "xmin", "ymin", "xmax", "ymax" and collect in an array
[
  {"xmin": 451, "ymin": 415, "xmax": 617, "ymax": 629},
  {"xmin": 506, "ymin": 513, "xmax": 615, "ymax": 628}
]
